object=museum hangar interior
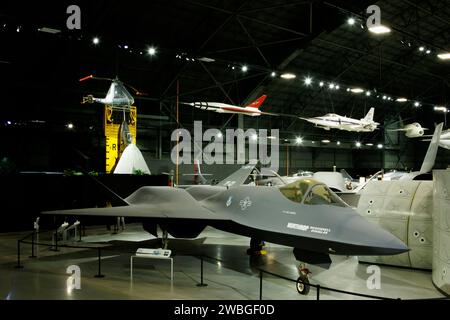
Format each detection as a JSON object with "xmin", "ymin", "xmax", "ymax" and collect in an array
[{"xmin": 0, "ymin": 0, "xmax": 449, "ymax": 300}]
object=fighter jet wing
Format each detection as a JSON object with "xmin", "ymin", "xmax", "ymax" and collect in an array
[{"xmin": 42, "ymin": 187, "xmax": 229, "ymax": 221}]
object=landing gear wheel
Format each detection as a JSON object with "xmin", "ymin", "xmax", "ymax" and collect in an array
[{"xmin": 296, "ymin": 274, "xmax": 310, "ymax": 295}]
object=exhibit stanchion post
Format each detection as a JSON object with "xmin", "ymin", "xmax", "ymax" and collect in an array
[
  {"xmin": 95, "ymin": 247, "xmax": 105, "ymax": 278},
  {"xmin": 29, "ymin": 231, "xmax": 36, "ymax": 258},
  {"xmin": 196, "ymin": 256, "xmax": 207, "ymax": 287},
  {"xmin": 51, "ymin": 229, "xmax": 59, "ymax": 252},
  {"xmin": 15, "ymin": 240, "xmax": 24, "ymax": 269},
  {"xmin": 259, "ymin": 270, "xmax": 263, "ymax": 300}
]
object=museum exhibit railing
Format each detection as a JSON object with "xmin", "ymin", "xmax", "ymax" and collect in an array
[{"xmin": 14, "ymin": 229, "xmax": 450, "ymax": 301}]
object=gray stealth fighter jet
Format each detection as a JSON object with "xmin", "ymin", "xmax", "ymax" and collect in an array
[{"xmin": 42, "ymin": 164, "xmax": 408, "ymax": 294}]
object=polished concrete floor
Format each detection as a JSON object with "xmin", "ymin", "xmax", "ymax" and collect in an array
[{"xmin": 0, "ymin": 224, "xmax": 445, "ymax": 300}]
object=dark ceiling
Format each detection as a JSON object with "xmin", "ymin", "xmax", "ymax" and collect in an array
[{"xmin": 0, "ymin": 0, "xmax": 449, "ymax": 146}]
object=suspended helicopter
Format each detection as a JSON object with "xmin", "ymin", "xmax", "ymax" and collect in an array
[{"xmin": 79, "ymin": 75, "xmax": 150, "ymax": 174}]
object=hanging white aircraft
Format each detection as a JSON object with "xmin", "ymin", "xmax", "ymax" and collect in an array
[
  {"xmin": 299, "ymin": 108, "xmax": 379, "ymax": 132},
  {"xmin": 387, "ymin": 122, "xmax": 428, "ymax": 138},
  {"xmin": 423, "ymin": 128, "xmax": 450, "ymax": 150},
  {"xmin": 186, "ymin": 95, "xmax": 268, "ymax": 116}
]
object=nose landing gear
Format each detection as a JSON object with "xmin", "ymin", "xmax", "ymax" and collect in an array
[{"xmin": 296, "ymin": 264, "xmax": 311, "ymax": 295}]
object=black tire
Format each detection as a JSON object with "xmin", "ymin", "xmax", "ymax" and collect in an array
[{"xmin": 296, "ymin": 275, "xmax": 310, "ymax": 295}]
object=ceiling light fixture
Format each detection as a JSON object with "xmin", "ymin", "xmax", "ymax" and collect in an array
[
  {"xmin": 241, "ymin": 65, "xmax": 248, "ymax": 72},
  {"xmin": 368, "ymin": 25, "xmax": 391, "ymax": 34},
  {"xmin": 351, "ymin": 88, "xmax": 364, "ymax": 94},
  {"xmin": 347, "ymin": 18, "xmax": 356, "ymax": 26},
  {"xmin": 434, "ymin": 106, "xmax": 448, "ymax": 113},
  {"xmin": 148, "ymin": 47, "xmax": 157, "ymax": 56},
  {"xmin": 304, "ymin": 76, "xmax": 312, "ymax": 86},
  {"xmin": 281, "ymin": 73, "xmax": 296, "ymax": 80},
  {"xmin": 92, "ymin": 37, "xmax": 100, "ymax": 45},
  {"xmin": 396, "ymin": 98, "xmax": 408, "ymax": 102},
  {"xmin": 437, "ymin": 53, "xmax": 450, "ymax": 60}
]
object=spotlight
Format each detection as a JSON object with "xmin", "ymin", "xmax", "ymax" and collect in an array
[
  {"xmin": 437, "ymin": 52, "xmax": 450, "ymax": 60},
  {"xmin": 426, "ymin": 49, "xmax": 431, "ymax": 54},
  {"xmin": 419, "ymin": 46, "xmax": 425, "ymax": 52},
  {"xmin": 377, "ymin": 144, "xmax": 384, "ymax": 149},
  {"xmin": 351, "ymin": 88, "xmax": 364, "ymax": 94},
  {"xmin": 434, "ymin": 106, "xmax": 448, "ymax": 113},
  {"xmin": 217, "ymin": 132, "xmax": 223, "ymax": 138},
  {"xmin": 396, "ymin": 98, "xmax": 408, "ymax": 102},
  {"xmin": 67, "ymin": 123, "xmax": 74, "ymax": 130},
  {"xmin": 382, "ymin": 95, "xmax": 387, "ymax": 100},
  {"xmin": 321, "ymin": 140, "xmax": 331, "ymax": 144},
  {"xmin": 368, "ymin": 25, "xmax": 391, "ymax": 34},
  {"xmin": 281, "ymin": 73, "xmax": 296, "ymax": 80},
  {"xmin": 366, "ymin": 91, "xmax": 371, "ymax": 96},
  {"xmin": 148, "ymin": 47, "xmax": 157, "ymax": 56},
  {"xmin": 319, "ymin": 81, "xmax": 324, "ymax": 87},
  {"xmin": 304, "ymin": 76, "xmax": 312, "ymax": 86},
  {"xmin": 124, "ymin": 45, "xmax": 129, "ymax": 49},
  {"xmin": 414, "ymin": 101, "xmax": 421, "ymax": 107},
  {"xmin": 347, "ymin": 18, "xmax": 356, "ymax": 26},
  {"xmin": 271, "ymin": 72, "xmax": 277, "ymax": 77},
  {"xmin": 335, "ymin": 85, "xmax": 340, "ymax": 90},
  {"xmin": 337, "ymin": 141, "xmax": 341, "ymax": 146},
  {"xmin": 355, "ymin": 142, "xmax": 362, "ymax": 148},
  {"xmin": 295, "ymin": 137, "xmax": 303, "ymax": 145},
  {"xmin": 241, "ymin": 65, "xmax": 248, "ymax": 72},
  {"xmin": 329, "ymin": 83, "xmax": 335, "ymax": 89},
  {"xmin": 92, "ymin": 37, "xmax": 100, "ymax": 45}
]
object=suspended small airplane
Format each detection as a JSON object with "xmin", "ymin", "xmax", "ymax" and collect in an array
[
  {"xmin": 423, "ymin": 128, "xmax": 450, "ymax": 150},
  {"xmin": 43, "ymin": 163, "xmax": 408, "ymax": 294},
  {"xmin": 185, "ymin": 95, "xmax": 268, "ymax": 116},
  {"xmin": 299, "ymin": 108, "xmax": 379, "ymax": 132},
  {"xmin": 387, "ymin": 122, "xmax": 428, "ymax": 138}
]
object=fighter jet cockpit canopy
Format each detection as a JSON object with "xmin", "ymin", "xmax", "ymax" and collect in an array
[{"xmin": 279, "ymin": 179, "xmax": 347, "ymax": 207}]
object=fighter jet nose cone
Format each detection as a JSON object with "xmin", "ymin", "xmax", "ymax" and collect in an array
[
  {"xmin": 362, "ymin": 224, "xmax": 410, "ymax": 255},
  {"xmin": 341, "ymin": 210, "xmax": 410, "ymax": 256}
]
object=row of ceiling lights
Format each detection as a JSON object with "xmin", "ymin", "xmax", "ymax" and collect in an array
[
  {"xmin": 10, "ymin": 24, "xmax": 446, "ymax": 113},
  {"xmin": 277, "ymin": 74, "xmax": 447, "ymax": 111},
  {"xmin": 294, "ymin": 136, "xmax": 383, "ymax": 149},
  {"xmin": 345, "ymin": 16, "xmax": 449, "ymax": 61}
]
